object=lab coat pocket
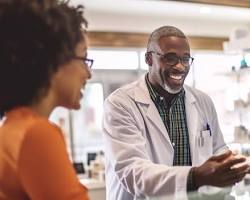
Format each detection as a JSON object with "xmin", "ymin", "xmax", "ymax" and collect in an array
[{"xmin": 197, "ymin": 130, "xmax": 213, "ymax": 163}]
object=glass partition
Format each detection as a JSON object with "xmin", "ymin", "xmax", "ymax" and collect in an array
[{"xmin": 49, "ymin": 82, "xmax": 104, "ymax": 165}]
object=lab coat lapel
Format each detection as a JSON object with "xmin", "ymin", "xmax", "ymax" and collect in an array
[
  {"xmin": 133, "ymin": 76, "xmax": 173, "ymax": 146},
  {"xmin": 184, "ymin": 86, "xmax": 199, "ymax": 165},
  {"xmin": 146, "ymin": 102, "xmax": 172, "ymax": 144}
]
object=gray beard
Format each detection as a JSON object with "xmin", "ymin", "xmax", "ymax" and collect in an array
[
  {"xmin": 160, "ymin": 72, "xmax": 182, "ymax": 94},
  {"xmin": 163, "ymin": 83, "xmax": 182, "ymax": 94}
]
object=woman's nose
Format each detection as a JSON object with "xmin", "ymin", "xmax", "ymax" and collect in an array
[{"xmin": 86, "ymin": 67, "xmax": 92, "ymax": 79}]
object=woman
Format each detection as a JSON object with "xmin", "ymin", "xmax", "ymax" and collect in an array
[{"xmin": 0, "ymin": 0, "xmax": 92, "ymax": 199}]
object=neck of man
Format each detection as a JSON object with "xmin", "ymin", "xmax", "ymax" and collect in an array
[{"xmin": 148, "ymin": 75, "xmax": 179, "ymax": 107}]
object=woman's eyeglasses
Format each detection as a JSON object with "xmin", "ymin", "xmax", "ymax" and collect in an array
[{"xmin": 74, "ymin": 56, "xmax": 94, "ymax": 69}]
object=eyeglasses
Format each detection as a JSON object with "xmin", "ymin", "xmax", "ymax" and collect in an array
[
  {"xmin": 149, "ymin": 51, "xmax": 194, "ymax": 67},
  {"xmin": 74, "ymin": 56, "xmax": 94, "ymax": 69}
]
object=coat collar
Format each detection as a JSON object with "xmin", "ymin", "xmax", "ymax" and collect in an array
[
  {"xmin": 131, "ymin": 75, "xmax": 198, "ymax": 149},
  {"xmin": 133, "ymin": 75, "xmax": 152, "ymax": 104},
  {"xmin": 133, "ymin": 74, "xmax": 196, "ymax": 106},
  {"xmin": 131, "ymin": 75, "xmax": 201, "ymax": 164}
]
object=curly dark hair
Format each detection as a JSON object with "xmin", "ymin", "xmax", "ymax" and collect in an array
[{"xmin": 0, "ymin": 0, "xmax": 88, "ymax": 118}]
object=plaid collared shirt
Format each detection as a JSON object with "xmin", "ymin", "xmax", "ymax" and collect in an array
[
  {"xmin": 145, "ymin": 74, "xmax": 197, "ymax": 191},
  {"xmin": 145, "ymin": 74, "xmax": 192, "ymax": 166}
]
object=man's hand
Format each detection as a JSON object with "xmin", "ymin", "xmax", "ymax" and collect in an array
[{"xmin": 193, "ymin": 150, "xmax": 250, "ymax": 188}]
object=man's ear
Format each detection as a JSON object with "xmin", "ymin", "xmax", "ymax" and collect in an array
[{"xmin": 145, "ymin": 52, "xmax": 153, "ymax": 66}]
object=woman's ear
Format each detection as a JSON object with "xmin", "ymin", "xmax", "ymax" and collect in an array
[{"xmin": 145, "ymin": 52, "xmax": 153, "ymax": 66}]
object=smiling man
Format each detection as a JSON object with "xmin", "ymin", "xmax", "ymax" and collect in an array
[{"xmin": 103, "ymin": 26, "xmax": 249, "ymax": 200}]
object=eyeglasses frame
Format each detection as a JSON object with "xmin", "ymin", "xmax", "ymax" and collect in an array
[
  {"xmin": 74, "ymin": 56, "xmax": 94, "ymax": 69},
  {"xmin": 148, "ymin": 51, "xmax": 194, "ymax": 67}
]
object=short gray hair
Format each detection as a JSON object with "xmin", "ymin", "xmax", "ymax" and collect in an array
[{"xmin": 147, "ymin": 26, "xmax": 187, "ymax": 52}]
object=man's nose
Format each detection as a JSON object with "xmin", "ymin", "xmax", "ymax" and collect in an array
[{"xmin": 174, "ymin": 60, "xmax": 186, "ymax": 70}]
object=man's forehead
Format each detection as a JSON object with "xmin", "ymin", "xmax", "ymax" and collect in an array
[{"xmin": 157, "ymin": 36, "xmax": 190, "ymax": 51}]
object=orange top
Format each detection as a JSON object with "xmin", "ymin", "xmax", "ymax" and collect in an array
[{"xmin": 0, "ymin": 107, "xmax": 89, "ymax": 200}]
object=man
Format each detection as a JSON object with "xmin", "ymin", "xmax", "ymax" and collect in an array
[{"xmin": 103, "ymin": 26, "xmax": 249, "ymax": 200}]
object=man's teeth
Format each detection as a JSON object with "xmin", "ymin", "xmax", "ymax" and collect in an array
[{"xmin": 170, "ymin": 74, "xmax": 183, "ymax": 80}]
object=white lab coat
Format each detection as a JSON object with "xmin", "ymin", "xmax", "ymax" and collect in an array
[{"xmin": 103, "ymin": 75, "xmax": 227, "ymax": 200}]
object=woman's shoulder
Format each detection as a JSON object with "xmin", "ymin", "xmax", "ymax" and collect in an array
[
  {"xmin": 6, "ymin": 107, "xmax": 62, "ymax": 137},
  {"xmin": 25, "ymin": 117, "xmax": 63, "ymax": 142}
]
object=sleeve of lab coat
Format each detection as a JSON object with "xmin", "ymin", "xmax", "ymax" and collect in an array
[{"xmin": 103, "ymin": 91, "xmax": 191, "ymax": 199}]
